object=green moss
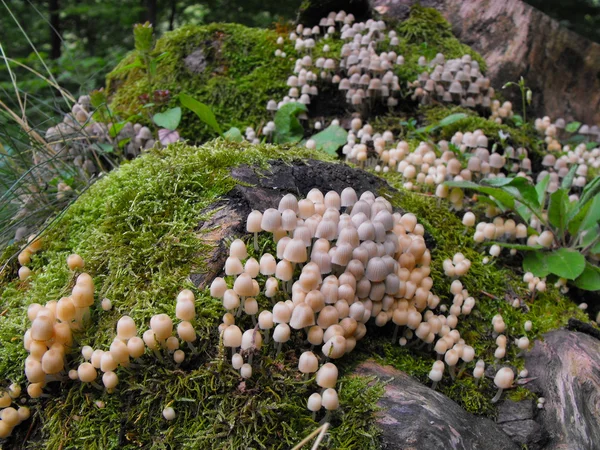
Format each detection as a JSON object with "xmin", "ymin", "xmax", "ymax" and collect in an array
[
  {"xmin": 379, "ymin": 6, "xmax": 486, "ymax": 84},
  {"xmin": 107, "ymin": 23, "xmax": 295, "ymax": 142},
  {"xmin": 368, "ymin": 180, "xmax": 587, "ymax": 415},
  {"xmin": 0, "ymin": 141, "xmax": 380, "ymax": 449},
  {"xmin": 421, "ymin": 105, "xmax": 478, "ymax": 125}
]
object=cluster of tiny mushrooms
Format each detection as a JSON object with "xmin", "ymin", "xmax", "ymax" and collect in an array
[
  {"xmin": 5, "ymin": 186, "xmax": 536, "ymax": 436},
  {"xmin": 7, "ymin": 7, "xmax": 600, "ymax": 442}
]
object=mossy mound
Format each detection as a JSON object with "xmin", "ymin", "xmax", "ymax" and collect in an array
[
  {"xmin": 105, "ymin": 6, "xmax": 490, "ymax": 144},
  {"xmin": 106, "ymin": 23, "xmax": 295, "ymax": 142},
  {"xmin": 0, "ymin": 141, "xmax": 586, "ymax": 448}
]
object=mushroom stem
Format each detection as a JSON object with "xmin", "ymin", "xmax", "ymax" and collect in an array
[
  {"xmin": 251, "ymin": 314, "xmax": 257, "ymax": 327},
  {"xmin": 253, "ymin": 232, "xmax": 259, "ymax": 251},
  {"xmin": 152, "ymin": 348, "xmax": 165, "ymax": 363},
  {"xmin": 449, "ymin": 366, "xmax": 456, "ymax": 380},
  {"xmin": 431, "ymin": 380, "xmax": 439, "ymax": 390},
  {"xmin": 321, "ymin": 411, "xmax": 331, "ymax": 425},
  {"xmin": 275, "ymin": 342, "xmax": 282, "ymax": 356},
  {"xmin": 91, "ymin": 381, "xmax": 103, "ymax": 391},
  {"xmin": 249, "ymin": 353, "xmax": 254, "ymax": 366},
  {"xmin": 312, "ymin": 411, "xmax": 317, "ymax": 422},
  {"xmin": 264, "ymin": 329, "xmax": 270, "ymax": 344},
  {"xmin": 491, "ymin": 387, "xmax": 504, "ymax": 403},
  {"xmin": 457, "ymin": 361, "xmax": 468, "ymax": 379},
  {"xmin": 187, "ymin": 342, "xmax": 197, "ymax": 354},
  {"xmin": 237, "ymin": 297, "xmax": 246, "ymax": 317},
  {"xmin": 475, "ymin": 377, "xmax": 481, "ymax": 387},
  {"xmin": 392, "ymin": 325, "xmax": 399, "ymax": 343}
]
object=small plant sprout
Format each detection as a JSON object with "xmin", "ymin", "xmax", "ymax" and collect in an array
[
  {"xmin": 162, "ymin": 406, "xmax": 176, "ymax": 421},
  {"xmin": 492, "ymin": 367, "xmax": 515, "ymax": 403}
]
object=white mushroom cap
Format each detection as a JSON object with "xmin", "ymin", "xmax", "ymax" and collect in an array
[{"xmin": 494, "ymin": 367, "xmax": 515, "ymax": 389}]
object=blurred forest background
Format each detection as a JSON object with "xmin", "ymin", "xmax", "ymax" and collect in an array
[
  {"xmin": 1, "ymin": 0, "xmax": 599, "ymax": 115},
  {"xmin": 0, "ymin": 0, "xmax": 598, "ymax": 243}
]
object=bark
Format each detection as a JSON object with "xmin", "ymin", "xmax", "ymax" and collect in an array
[{"xmin": 373, "ymin": 0, "xmax": 600, "ymax": 125}]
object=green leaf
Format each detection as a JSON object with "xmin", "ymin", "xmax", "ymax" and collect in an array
[
  {"xmin": 108, "ymin": 121, "xmax": 127, "ymax": 138},
  {"xmin": 223, "ymin": 127, "xmax": 243, "ymax": 143},
  {"xmin": 307, "ymin": 124, "xmax": 348, "ymax": 155},
  {"xmin": 153, "ymin": 107, "xmax": 181, "ymax": 131},
  {"xmin": 511, "ymin": 114, "xmax": 524, "ymax": 127},
  {"xmin": 545, "ymin": 248, "xmax": 586, "ymax": 280},
  {"xmin": 572, "ymin": 263, "xmax": 600, "ymax": 291},
  {"xmin": 561, "ymin": 165, "xmax": 578, "ymax": 190},
  {"xmin": 179, "ymin": 93, "xmax": 222, "ymax": 136},
  {"xmin": 274, "ymin": 102, "xmax": 307, "ymax": 144},
  {"xmin": 578, "ymin": 176, "xmax": 600, "ymax": 209},
  {"xmin": 567, "ymin": 197, "xmax": 597, "ymax": 236},
  {"xmin": 110, "ymin": 58, "xmax": 143, "ymax": 76},
  {"xmin": 482, "ymin": 177, "xmax": 540, "ymax": 210},
  {"xmin": 565, "ymin": 121, "xmax": 581, "ymax": 133},
  {"xmin": 535, "ymin": 174, "xmax": 550, "ymax": 206},
  {"xmin": 586, "ymin": 142, "xmax": 599, "ymax": 150},
  {"xmin": 548, "ymin": 189, "xmax": 570, "ymax": 234},
  {"xmin": 94, "ymin": 143, "xmax": 114, "ymax": 154},
  {"xmin": 438, "ymin": 113, "xmax": 468, "ymax": 127},
  {"xmin": 523, "ymin": 251, "xmax": 550, "ymax": 277},
  {"xmin": 443, "ymin": 181, "xmax": 516, "ymax": 210},
  {"xmin": 566, "ymin": 135, "xmax": 586, "ymax": 145}
]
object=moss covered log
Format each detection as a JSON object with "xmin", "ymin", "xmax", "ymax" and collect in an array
[{"xmin": 0, "ymin": 141, "xmax": 586, "ymax": 448}]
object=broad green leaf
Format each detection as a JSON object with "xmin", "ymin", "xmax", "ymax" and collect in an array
[
  {"xmin": 561, "ymin": 165, "xmax": 578, "ymax": 190},
  {"xmin": 567, "ymin": 195, "xmax": 599, "ymax": 235},
  {"xmin": 523, "ymin": 251, "xmax": 550, "ymax": 277},
  {"xmin": 443, "ymin": 181, "xmax": 516, "ymax": 209},
  {"xmin": 545, "ymin": 248, "xmax": 586, "ymax": 280},
  {"xmin": 548, "ymin": 189, "xmax": 570, "ymax": 234},
  {"xmin": 502, "ymin": 177, "xmax": 540, "ymax": 209},
  {"xmin": 565, "ymin": 121, "xmax": 581, "ymax": 133},
  {"xmin": 566, "ymin": 135, "xmax": 586, "ymax": 145},
  {"xmin": 307, "ymin": 124, "xmax": 348, "ymax": 155},
  {"xmin": 179, "ymin": 93, "xmax": 222, "ymax": 136},
  {"xmin": 586, "ymin": 142, "xmax": 599, "ymax": 150},
  {"xmin": 578, "ymin": 176, "xmax": 600, "ymax": 208},
  {"xmin": 274, "ymin": 102, "xmax": 307, "ymax": 144},
  {"xmin": 108, "ymin": 121, "xmax": 127, "ymax": 138},
  {"xmin": 153, "ymin": 107, "xmax": 181, "ymax": 131},
  {"xmin": 572, "ymin": 263, "xmax": 600, "ymax": 291},
  {"xmin": 223, "ymin": 127, "xmax": 243, "ymax": 143},
  {"xmin": 483, "ymin": 177, "xmax": 540, "ymax": 210},
  {"xmin": 580, "ymin": 224, "xmax": 600, "ymax": 249},
  {"xmin": 515, "ymin": 203, "xmax": 532, "ymax": 222},
  {"xmin": 535, "ymin": 174, "xmax": 550, "ymax": 205}
]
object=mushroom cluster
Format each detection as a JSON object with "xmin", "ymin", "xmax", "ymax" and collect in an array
[
  {"xmin": 23, "ymin": 255, "xmax": 93, "ymax": 398},
  {"xmin": 535, "ymin": 116, "xmax": 600, "ymax": 153},
  {"xmin": 410, "ymin": 54, "xmax": 494, "ymax": 110},
  {"xmin": 207, "ymin": 188, "xmax": 510, "ymax": 415},
  {"xmin": 16, "ymin": 235, "xmax": 43, "ymax": 281}
]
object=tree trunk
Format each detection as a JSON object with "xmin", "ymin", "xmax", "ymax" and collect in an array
[
  {"xmin": 146, "ymin": 0, "xmax": 157, "ymax": 26},
  {"xmin": 49, "ymin": 0, "xmax": 61, "ymax": 59},
  {"xmin": 169, "ymin": 0, "xmax": 177, "ymax": 31}
]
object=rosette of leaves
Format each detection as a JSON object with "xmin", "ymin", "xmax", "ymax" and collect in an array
[{"xmin": 446, "ymin": 170, "xmax": 600, "ymax": 291}]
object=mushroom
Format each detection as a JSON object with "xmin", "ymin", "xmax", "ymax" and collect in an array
[{"xmin": 492, "ymin": 367, "xmax": 514, "ymax": 403}]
